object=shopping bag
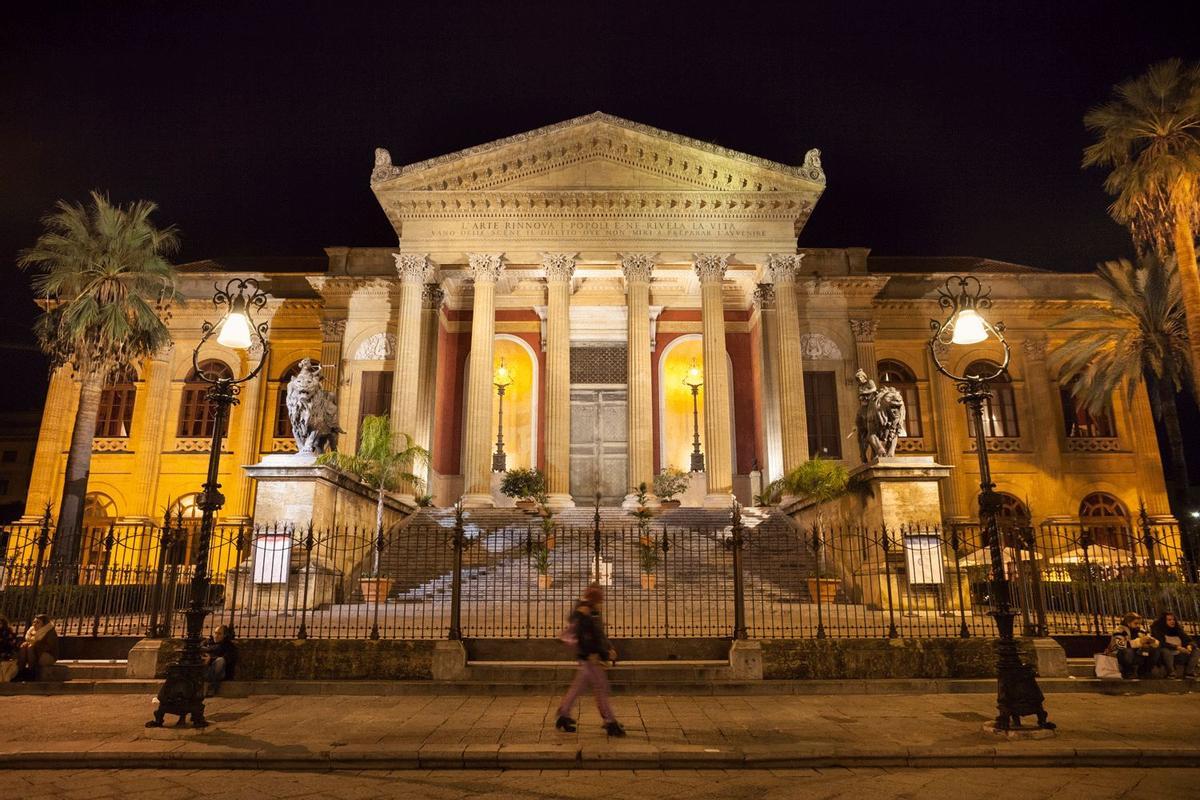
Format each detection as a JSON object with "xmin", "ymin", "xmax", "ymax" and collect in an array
[
  {"xmin": 0, "ymin": 660, "xmax": 17, "ymax": 683},
  {"xmin": 1094, "ymin": 652, "xmax": 1122, "ymax": 680}
]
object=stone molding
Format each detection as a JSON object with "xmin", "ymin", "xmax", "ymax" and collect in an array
[
  {"xmin": 754, "ymin": 283, "xmax": 776, "ymax": 309},
  {"xmin": 394, "ymin": 253, "xmax": 431, "ymax": 283},
  {"xmin": 1022, "ymin": 336, "xmax": 1048, "ymax": 361},
  {"xmin": 354, "ymin": 332, "xmax": 396, "ymax": 361},
  {"xmin": 541, "ymin": 252, "xmax": 577, "ymax": 282},
  {"xmin": 422, "ymin": 283, "xmax": 446, "ymax": 309},
  {"xmin": 693, "ymin": 253, "xmax": 730, "ymax": 283},
  {"xmin": 800, "ymin": 332, "xmax": 843, "ymax": 361},
  {"xmin": 619, "ymin": 253, "xmax": 656, "ymax": 283},
  {"xmin": 849, "ymin": 318, "xmax": 878, "ymax": 343},
  {"xmin": 764, "ymin": 253, "xmax": 803, "ymax": 285},
  {"xmin": 319, "ymin": 319, "xmax": 347, "ymax": 340},
  {"xmin": 467, "ymin": 253, "xmax": 505, "ymax": 283}
]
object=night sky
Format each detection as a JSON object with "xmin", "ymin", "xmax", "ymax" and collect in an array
[{"xmin": 2, "ymin": 1, "xmax": 1198, "ymax": 414}]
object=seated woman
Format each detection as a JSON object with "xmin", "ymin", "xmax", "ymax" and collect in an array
[
  {"xmin": 16, "ymin": 614, "xmax": 58, "ymax": 681},
  {"xmin": 201, "ymin": 625, "xmax": 238, "ymax": 696},
  {"xmin": 1150, "ymin": 611, "xmax": 1199, "ymax": 679},
  {"xmin": 1106, "ymin": 612, "xmax": 1160, "ymax": 679}
]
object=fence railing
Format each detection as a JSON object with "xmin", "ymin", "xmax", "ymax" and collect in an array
[{"xmin": 2, "ymin": 508, "xmax": 1195, "ymax": 641}]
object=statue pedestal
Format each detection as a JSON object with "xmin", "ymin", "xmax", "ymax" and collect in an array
[{"xmin": 851, "ymin": 456, "xmax": 952, "ymax": 531}]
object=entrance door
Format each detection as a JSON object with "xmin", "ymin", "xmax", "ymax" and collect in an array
[{"xmin": 570, "ymin": 387, "xmax": 627, "ymax": 505}]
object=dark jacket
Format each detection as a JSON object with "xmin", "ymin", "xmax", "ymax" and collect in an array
[
  {"xmin": 202, "ymin": 637, "xmax": 239, "ymax": 677},
  {"xmin": 0, "ymin": 625, "xmax": 15, "ymax": 659},
  {"xmin": 1151, "ymin": 617, "xmax": 1194, "ymax": 651},
  {"xmin": 569, "ymin": 608, "xmax": 612, "ymax": 661}
]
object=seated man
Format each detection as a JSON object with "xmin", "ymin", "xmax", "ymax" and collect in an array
[
  {"xmin": 1107, "ymin": 612, "xmax": 1159, "ymax": 679},
  {"xmin": 201, "ymin": 625, "xmax": 238, "ymax": 696},
  {"xmin": 1150, "ymin": 611, "xmax": 1199, "ymax": 678},
  {"xmin": 16, "ymin": 614, "xmax": 59, "ymax": 681}
]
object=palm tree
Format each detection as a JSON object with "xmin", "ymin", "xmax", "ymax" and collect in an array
[
  {"xmin": 17, "ymin": 192, "xmax": 180, "ymax": 561},
  {"xmin": 1083, "ymin": 59, "xmax": 1200, "ymax": 398},
  {"xmin": 317, "ymin": 414, "xmax": 428, "ymax": 576},
  {"xmin": 1050, "ymin": 256, "xmax": 1191, "ymax": 496}
]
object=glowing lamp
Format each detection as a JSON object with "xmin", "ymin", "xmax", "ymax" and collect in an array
[
  {"xmin": 951, "ymin": 308, "xmax": 988, "ymax": 345},
  {"xmin": 683, "ymin": 359, "xmax": 704, "ymax": 389},
  {"xmin": 217, "ymin": 303, "xmax": 254, "ymax": 349}
]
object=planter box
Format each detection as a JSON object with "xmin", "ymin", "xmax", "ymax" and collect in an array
[
  {"xmin": 806, "ymin": 577, "xmax": 839, "ymax": 604},
  {"xmin": 640, "ymin": 574, "xmax": 657, "ymax": 590},
  {"xmin": 659, "ymin": 499, "xmax": 681, "ymax": 509},
  {"xmin": 537, "ymin": 574, "xmax": 553, "ymax": 590},
  {"xmin": 515, "ymin": 500, "xmax": 538, "ymax": 513},
  {"xmin": 360, "ymin": 577, "xmax": 393, "ymax": 604}
]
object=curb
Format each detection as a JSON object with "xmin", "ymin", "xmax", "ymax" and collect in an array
[{"xmin": 1, "ymin": 746, "xmax": 1198, "ymax": 770}]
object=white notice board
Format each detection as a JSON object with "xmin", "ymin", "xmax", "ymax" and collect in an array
[
  {"xmin": 252, "ymin": 534, "xmax": 292, "ymax": 584},
  {"xmin": 903, "ymin": 535, "xmax": 945, "ymax": 585}
]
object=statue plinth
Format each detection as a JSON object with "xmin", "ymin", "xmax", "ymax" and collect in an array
[{"xmin": 851, "ymin": 456, "xmax": 952, "ymax": 531}]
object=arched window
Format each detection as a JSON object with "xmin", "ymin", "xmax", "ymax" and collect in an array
[
  {"xmin": 877, "ymin": 359, "xmax": 922, "ymax": 438},
  {"xmin": 167, "ymin": 493, "xmax": 204, "ymax": 565},
  {"xmin": 95, "ymin": 367, "xmax": 138, "ymax": 438},
  {"xmin": 1059, "ymin": 388, "xmax": 1115, "ymax": 438},
  {"xmin": 273, "ymin": 362, "xmax": 306, "ymax": 439},
  {"xmin": 965, "ymin": 360, "xmax": 1019, "ymax": 438},
  {"xmin": 178, "ymin": 361, "xmax": 234, "ymax": 438},
  {"xmin": 1079, "ymin": 492, "xmax": 1131, "ymax": 552},
  {"xmin": 80, "ymin": 492, "xmax": 118, "ymax": 568}
]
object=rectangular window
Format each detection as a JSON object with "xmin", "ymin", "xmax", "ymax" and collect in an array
[
  {"xmin": 804, "ymin": 370, "xmax": 842, "ymax": 459},
  {"xmin": 357, "ymin": 371, "xmax": 393, "ymax": 433},
  {"xmin": 1060, "ymin": 389, "xmax": 1115, "ymax": 438},
  {"xmin": 96, "ymin": 386, "xmax": 136, "ymax": 438}
]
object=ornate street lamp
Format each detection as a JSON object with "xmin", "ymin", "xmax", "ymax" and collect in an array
[
  {"xmin": 492, "ymin": 357, "xmax": 514, "ymax": 472},
  {"xmin": 683, "ymin": 358, "xmax": 705, "ymax": 473},
  {"xmin": 147, "ymin": 278, "xmax": 269, "ymax": 728},
  {"xmin": 928, "ymin": 275, "xmax": 1053, "ymax": 731}
]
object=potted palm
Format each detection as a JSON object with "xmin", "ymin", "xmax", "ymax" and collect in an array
[
  {"xmin": 631, "ymin": 483, "xmax": 660, "ymax": 589},
  {"xmin": 653, "ymin": 467, "xmax": 690, "ymax": 509},
  {"xmin": 318, "ymin": 414, "xmax": 428, "ymax": 604},
  {"xmin": 18, "ymin": 192, "xmax": 181, "ymax": 563},
  {"xmin": 783, "ymin": 458, "xmax": 850, "ymax": 605},
  {"xmin": 533, "ymin": 542, "xmax": 552, "ymax": 589},
  {"xmin": 500, "ymin": 468, "xmax": 546, "ymax": 512}
]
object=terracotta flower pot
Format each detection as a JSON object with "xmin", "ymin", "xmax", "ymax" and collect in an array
[
  {"xmin": 545, "ymin": 534, "xmax": 556, "ymax": 550},
  {"xmin": 360, "ymin": 577, "xmax": 393, "ymax": 604},
  {"xmin": 515, "ymin": 499, "xmax": 537, "ymax": 512},
  {"xmin": 640, "ymin": 573, "xmax": 657, "ymax": 590},
  {"xmin": 659, "ymin": 499, "xmax": 681, "ymax": 509},
  {"xmin": 537, "ymin": 573, "xmax": 553, "ymax": 590},
  {"xmin": 806, "ymin": 577, "xmax": 839, "ymax": 604}
]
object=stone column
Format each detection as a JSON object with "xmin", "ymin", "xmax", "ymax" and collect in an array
[
  {"xmin": 129, "ymin": 347, "xmax": 175, "ymax": 519},
  {"xmin": 1021, "ymin": 336, "xmax": 1064, "ymax": 508},
  {"xmin": 849, "ymin": 319, "xmax": 879, "ymax": 382},
  {"xmin": 22, "ymin": 366, "xmax": 77, "ymax": 519},
  {"xmin": 754, "ymin": 284, "xmax": 784, "ymax": 482},
  {"xmin": 622, "ymin": 253, "xmax": 656, "ymax": 505},
  {"xmin": 388, "ymin": 253, "xmax": 431, "ymax": 503},
  {"xmin": 766, "ymin": 254, "xmax": 810, "ymax": 473},
  {"xmin": 1128, "ymin": 381, "xmax": 1171, "ymax": 516},
  {"xmin": 461, "ymin": 253, "xmax": 504, "ymax": 507},
  {"xmin": 694, "ymin": 254, "xmax": 735, "ymax": 507},
  {"xmin": 926, "ymin": 344, "xmax": 968, "ymax": 520},
  {"xmin": 543, "ymin": 252, "xmax": 576, "ymax": 510},
  {"xmin": 318, "ymin": 318, "xmax": 347, "ymax": 394},
  {"xmin": 414, "ymin": 283, "xmax": 444, "ymax": 490},
  {"xmin": 232, "ymin": 345, "xmax": 269, "ymax": 519}
]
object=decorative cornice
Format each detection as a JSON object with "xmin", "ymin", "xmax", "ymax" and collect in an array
[
  {"xmin": 394, "ymin": 253, "xmax": 431, "ymax": 283},
  {"xmin": 620, "ymin": 253, "xmax": 656, "ymax": 284},
  {"xmin": 849, "ymin": 318, "xmax": 878, "ymax": 343},
  {"xmin": 541, "ymin": 252, "xmax": 577, "ymax": 282},
  {"xmin": 380, "ymin": 191, "xmax": 809, "ymax": 217},
  {"xmin": 754, "ymin": 283, "xmax": 776, "ymax": 309},
  {"xmin": 764, "ymin": 253, "xmax": 804, "ymax": 285},
  {"xmin": 467, "ymin": 253, "xmax": 505, "ymax": 283},
  {"xmin": 693, "ymin": 253, "xmax": 730, "ymax": 284},
  {"xmin": 320, "ymin": 319, "xmax": 347, "ymax": 340},
  {"xmin": 422, "ymin": 283, "xmax": 446, "ymax": 309}
]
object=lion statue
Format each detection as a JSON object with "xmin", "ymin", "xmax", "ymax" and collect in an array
[
  {"xmin": 854, "ymin": 369, "xmax": 907, "ymax": 462},
  {"xmin": 285, "ymin": 358, "xmax": 343, "ymax": 455}
]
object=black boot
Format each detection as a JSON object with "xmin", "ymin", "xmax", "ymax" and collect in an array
[
  {"xmin": 555, "ymin": 716, "xmax": 577, "ymax": 733},
  {"xmin": 604, "ymin": 721, "xmax": 626, "ymax": 737}
]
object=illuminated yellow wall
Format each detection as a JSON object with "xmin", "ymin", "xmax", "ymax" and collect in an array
[
  {"xmin": 661, "ymin": 337, "xmax": 705, "ymax": 472},
  {"xmin": 491, "ymin": 337, "xmax": 536, "ymax": 471}
]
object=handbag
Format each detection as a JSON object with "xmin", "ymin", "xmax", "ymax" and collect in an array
[{"xmin": 1094, "ymin": 652, "xmax": 1122, "ymax": 680}]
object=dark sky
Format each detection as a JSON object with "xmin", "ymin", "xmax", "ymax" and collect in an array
[{"xmin": 2, "ymin": 1, "xmax": 1198, "ymax": 413}]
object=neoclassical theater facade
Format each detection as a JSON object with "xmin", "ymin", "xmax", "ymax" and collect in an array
[{"xmin": 22, "ymin": 113, "xmax": 1171, "ymax": 530}]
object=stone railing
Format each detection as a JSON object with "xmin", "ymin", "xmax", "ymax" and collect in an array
[
  {"xmin": 270, "ymin": 438, "xmax": 299, "ymax": 453},
  {"xmin": 967, "ymin": 437, "xmax": 1023, "ymax": 453},
  {"xmin": 93, "ymin": 438, "xmax": 132, "ymax": 453},
  {"xmin": 173, "ymin": 438, "xmax": 232, "ymax": 454},
  {"xmin": 1066, "ymin": 437, "xmax": 1122, "ymax": 453},
  {"xmin": 895, "ymin": 437, "xmax": 930, "ymax": 453}
]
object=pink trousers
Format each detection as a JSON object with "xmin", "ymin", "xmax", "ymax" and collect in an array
[{"xmin": 557, "ymin": 659, "xmax": 616, "ymax": 723}]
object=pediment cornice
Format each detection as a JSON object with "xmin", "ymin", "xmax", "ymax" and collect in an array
[{"xmin": 371, "ymin": 112, "xmax": 825, "ymax": 195}]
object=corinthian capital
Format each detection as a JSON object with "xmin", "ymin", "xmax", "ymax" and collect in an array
[
  {"xmin": 394, "ymin": 253, "xmax": 431, "ymax": 284},
  {"xmin": 541, "ymin": 252, "xmax": 577, "ymax": 282},
  {"xmin": 620, "ymin": 253, "xmax": 656, "ymax": 284},
  {"xmin": 849, "ymin": 318, "xmax": 878, "ymax": 343},
  {"xmin": 467, "ymin": 253, "xmax": 505, "ymax": 283},
  {"xmin": 422, "ymin": 283, "xmax": 445, "ymax": 309},
  {"xmin": 754, "ymin": 283, "xmax": 776, "ymax": 309},
  {"xmin": 692, "ymin": 253, "xmax": 730, "ymax": 284},
  {"xmin": 1022, "ymin": 335, "xmax": 1048, "ymax": 361},
  {"xmin": 320, "ymin": 318, "xmax": 347, "ymax": 340},
  {"xmin": 764, "ymin": 253, "xmax": 804, "ymax": 285}
]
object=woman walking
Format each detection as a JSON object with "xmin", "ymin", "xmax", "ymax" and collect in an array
[{"xmin": 555, "ymin": 585, "xmax": 625, "ymax": 736}]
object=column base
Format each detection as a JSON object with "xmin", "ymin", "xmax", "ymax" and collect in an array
[
  {"xmin": 703, "ymin": 492, "xmax": 737, "ymax": 509},
  {"xmin": 621, "ymin": 493, "xmax": 659, "ymax": 510},
  {"xmin": 545, "ymin": 493, "xmax": 576, "ymax": 512},
  {"xmin": 460, "ymin": 493, "xmax": 495, "ymax": 509}
]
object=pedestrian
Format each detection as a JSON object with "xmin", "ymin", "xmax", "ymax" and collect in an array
[
  {"xmin": 555, "ymin": 584, "xmax": 625, "ymax": 736},
  {"xmin": 201, "ymin": 625, "xmax": 238, "ymax": 696},
  {"xmin": 1150, "ymin": 611, "xmax": 1199, "ymax": 679},
  {"xmin": 16, "ymin": 613, "xmax": 58, "ymax": 681}
]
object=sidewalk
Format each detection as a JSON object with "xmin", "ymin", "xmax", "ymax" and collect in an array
[{"xmin": 1, "ymin": 691, "xmax": 1198, "ymax": 770}]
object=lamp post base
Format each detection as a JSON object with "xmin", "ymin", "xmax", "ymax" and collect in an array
[{"xmin": 992, "ymin": 611, "xmax": 1055, "ymax": 731}]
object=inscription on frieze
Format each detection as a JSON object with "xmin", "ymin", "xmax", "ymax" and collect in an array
[{"xmin": 419, "ymin": 218, "xmax": 772, "ymax": 241}]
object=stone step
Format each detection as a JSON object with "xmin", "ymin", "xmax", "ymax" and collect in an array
[
  {"xmin": 60, "ymin": 659, "xmax": 129, "ymax": 680},
  {"xmin": 1068, "ymin": 658, "xmax": 1095, "ymax": 678}
]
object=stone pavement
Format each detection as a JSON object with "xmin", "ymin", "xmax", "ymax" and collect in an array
[{"xmin": 1, "ymin": 691, "xmax": 1198, "ymax": 770}]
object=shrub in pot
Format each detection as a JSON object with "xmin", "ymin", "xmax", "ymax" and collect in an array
[
  {"xmin": 500, "ymin": 468, "xmax": 546, "ymax": 511},
  {"xmin": 653, "ymin": 466, "xmax": 690, "ymax": 508}
]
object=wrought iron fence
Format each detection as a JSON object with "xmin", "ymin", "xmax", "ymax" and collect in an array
[{"xmin": 2, "ymin": 507, "xmax": 1195, "ymax": 642}]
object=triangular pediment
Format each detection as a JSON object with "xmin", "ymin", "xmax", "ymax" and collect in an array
[{"xmin": 371, "ymin": 112, "xmax": 826, "ymax": 195}]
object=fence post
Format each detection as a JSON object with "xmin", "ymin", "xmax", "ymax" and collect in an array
[
  {"xmin": 947, "ymin": 526, "xmax": 970, "ymax": 638},
  {"xmin": 729, "ymin": 503, "xmax": 748, "ymax": 640},
  {"xmin": 1139, "ymin": 504, "xmax": 1163, "ymax": 616},
  {"xmin": 593, "ymin": 492, "xmax": 602, "ymax": 582},
  {"xmin": 880, "ymin": 525, "xmax": 898, "ymax": 639},
  {"xmin": 1079, "ymin": 528, "xmax": 1102, "ymax": 637},
  {"xmin": 448, "ymin": 503, "xmax": 465, "ymax": 640},
  {"xmin": 811, "ymin": 524, "xmax": 826, "ymax": 639},
  {"xmin": 24, "ymin": 505, "xmax": 54, "ymax": 629},
  {"xmin": 227, "ymin": 524, "xmax": 246, "ymax": 632},
  {"xmin": 1010, "ymin": 528, "xmax": 1034, "ymax": 637},
  {"xmin": 146, "ymin": 508, "xmax": 173, "ymax": 639},
  {"xmin": 297, "ymin": 522, "xmax": 314, "ymax": 640},
  {"xmin": 1024, "ymin": 526, "xmax": 1048, "ymax": 637},
  {"xmin": 90, "ymin": 523, "xmax": 116, "ymax": 638},
  {"xmin": 369, "ymin": 521, "xmax": 384, "ymax": 641}
]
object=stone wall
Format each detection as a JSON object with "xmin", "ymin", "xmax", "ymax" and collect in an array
[
  {"xmin": 761, "ymin": 637, "xmax": 1039, "ymax": 680},
  {"xmin": 230, "ymin": 639, "xmax": 435, "ymax": 680}
]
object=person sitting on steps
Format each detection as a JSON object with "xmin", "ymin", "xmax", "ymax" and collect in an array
[
  {"xmin": 1150, "ymin": 611, "xmax": 1199, "ymax": 679},
  {"xmin": 16, "ymin": 614, "xmax": 58, "ymax": 681},
  {"xmin": 201, "ymin": 625, "xmax": 238, "ymax": 696},
  {"xmin": 1107, "ymin": 611, "xmax": 1160, "ymax": 679}
]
